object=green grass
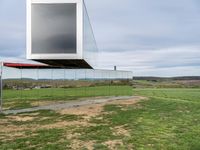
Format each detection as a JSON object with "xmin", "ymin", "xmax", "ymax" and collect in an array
[
  {"xmin": 78, "ymin": 125, "xmax": 121, "ymax": 142},
  {"xmin": 132, "ymin": 79, "xmax": 200, "ymax": 88},
  {"xmin": 75, "ymin": 88, "xmax": 200, "ymax": 149},
  {"xmin": 1, "ymin": 88, "xmax": 200, "ymax": 149},
  {"xmin": 0, "ymin": 128, "xmax": 71, "ymax": 150},
  {"xmin": 3, "ymin": 85, "xmax": 132, "ymax": 110},
  {"xmin": 133, "ymin": 88, "xmax": 200, "ymax": 102}
]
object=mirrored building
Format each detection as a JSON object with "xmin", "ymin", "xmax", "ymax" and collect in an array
[
  {"xmin": 0, "ymin": 0, "xmax": 133, "ymax": 112},
  {"xmin": 0, "ymin": 63, "xmax": 132, "ymax": 111},
  {"xmin": 27, "ymin": 0, "xmax": 98, "ymax": 68}
]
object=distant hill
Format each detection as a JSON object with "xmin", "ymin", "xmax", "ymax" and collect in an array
[
  {"xmin": 133, "ymin": 76, "xmax": 200, "ymax": 81},
  {"xmin": 132, "ymin": 76, "xmax": 200, "ymax": 88},
  {"xmin": 171, "ymin": 76, "xmax": 200, "ymax": 80}
]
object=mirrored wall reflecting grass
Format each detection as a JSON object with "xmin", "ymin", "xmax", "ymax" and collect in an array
[
  {"xmin": 3, "ymin": 85, "xmax": 132, "ymax": 110},
  {"xmin": 1, "ymin": 67, "xmax": 132, "ymax": 110}
]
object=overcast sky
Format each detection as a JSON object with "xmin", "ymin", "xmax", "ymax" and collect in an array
[{"xmin": 0, "ymin": 0, "xmax": 200, "ymax": 77}]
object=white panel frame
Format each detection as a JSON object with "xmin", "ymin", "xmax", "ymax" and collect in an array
[{"xmin": 27, "ymin": 0, "xmax": 83, "ymax": 60}]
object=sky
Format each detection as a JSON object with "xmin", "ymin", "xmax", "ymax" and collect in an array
[{"xmin": 0, "ymin": 0, "xmax": 200, "ymax": 77}]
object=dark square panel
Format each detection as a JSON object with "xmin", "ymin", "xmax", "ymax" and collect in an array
[{"xmin": 31, "ymin": 3, "xmax": 77, "ymax": 54}]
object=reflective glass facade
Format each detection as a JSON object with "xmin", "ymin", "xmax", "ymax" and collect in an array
[
  {"xmin": 1, "ymin": 66, "xmax": 132, "ymax": 111},
  {"xmin": 27, "ymin": 0, "xmax": 98, "ymax": 68},
  {"xmin": 83, "ymin": 2, "xmax": 98, "ymax": 68}
]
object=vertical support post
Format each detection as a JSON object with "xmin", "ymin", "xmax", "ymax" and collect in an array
[
  {"xmin": 0, "ymin": 62, "xmax": 3, "ymax": 112},
  {"xmin": 51, "ymin": 69, "xmax": 54, "ymax": 101},
  {"xmin": 63, "ymin": 69, "xmax": 66, "ymax": 99},
  {"xmin": 20, "ymin": 66, "xmax": 22, "ymax": 101},
  {"xmin": 36, "ymin": 67, "xmax": 39, "ymax": 106},
  {"xmin": 108, "ymin": 71, "xmax": 110, "ymax": 96},
  {"xmin": 84, "ymin": 69, "xmax": 86, "ymax": 96},
  {"xmin": 75, "ymin": 69, "xmax": 77, "ymax": 98}
]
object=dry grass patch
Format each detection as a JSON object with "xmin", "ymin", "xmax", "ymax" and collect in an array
[
  {"xmin": 106, "ymin": 96, "xmax": 145, "ymax": 106},
  {"xmin": 58, "ymin": 96, "xmax": 144, "ymax": 119},
  {"xmin": 58, "ymin": 104, "xmax": 104, "ymax": 119},
  {"xmin": 40, "ymin": 120, "xmax": 92, "ymax": 130},
  {"xmin": 104, "ymin": 140, "xmax": 123, "ymax": 150},
  {"xmin": 0, "ymin": 132, "xmax": 27, "ymax": 142},
  {"xmin": 0, "ymin": 124, "xmax": 29, "ymax": 133},
  {"xmin": 70, "ymin": 139, "xmax": 94, "ymax": 150},
  {"xmin": 113, "ymin": 125, "xmax": 130, "ymax": 137},
  {"xmin": 7, "ymin": 116, "xmax": 35, "ymax": 122},
  {"xmin": 31, "ymin": 101, "xmax": 63, "ymax": 107}
]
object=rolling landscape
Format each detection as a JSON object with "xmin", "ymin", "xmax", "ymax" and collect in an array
[
  {"xmin": 133, "ymin": 76, "xmax": 200, "ymax": 88},
  {"xmin": 0, "ymin": 77, "xmax": 200, "ymax": 149}
]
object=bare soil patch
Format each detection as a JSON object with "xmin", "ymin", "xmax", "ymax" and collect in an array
[
  {"xmin": 40, "ymin": 121, "xmax": 92, "ymax": 129},
  {"xmin": 104, "ymin": 140, "xmax": 123, "ymax": 150},
  {"xmin": 113, "ymin": 125, "xmax": 130, "ymax": 137},
  {"xmin": 107, "ymin": 96, "xmax": 145, "ymax": 106},
  {"xmin": 31, "ymin": 101, "xmax": 63, "ymax": 107},
  {"xmin": 58, "ymin": 104, "xmax": 103, "ymax": 119},
  {"xmin": 70, "ymin": 139, "xmax": 94, "ymax": 150},
  {"xmin": 7, "ymin": 116, "xmax": 35, "ymax": 122},
  {"xmin": 58, "ymin": 96, "xmax": 145, "ymax": 119}
]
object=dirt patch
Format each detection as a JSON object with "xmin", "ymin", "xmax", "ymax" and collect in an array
[
  {"xmin": 58, "ymin": 104, "xmax": 104, "ymax": 119},
  {"xmin": 7, "ymin": 116, "xmax": 35, "ymax": 122},
  {"xmin": 113, "ymin": 125, "xmax": 130, "ymax": 137},
  {"xmin": 107, "ymin": 96, "xmax": 146, "ymax": 106},
  {"xmin": 40, "ymin": 121, "xmax": 93, "ymax": 129},
  {"xmin": 0, "ymin": 120, "xmax": 91, "ymax": 139},
  {"xmin": 66, "ymin": 132, "xmax": 81, "ymax": 140},
  {"xmin": 31, "ymin": 101, "xmax": 63, "ymax": 107},
  {"xmin": 104, "ymin": 140, "xmax": 123, "ymax": 150},
  {"xmin": 0, "ymin": 122, "xmax": 32, "ymax": 133},
  {"xmin": 0, "ymin": 119, "xmax": 8, "ymax": 125},
  {"xmin": 0, "ymin": 132, "xmax": 27, "ymax": 142},
  {"xmin": 58, "ymin": 96, "xmax": 145, "ymax": 119},
  {"xmin": 20, "ymin": 112, "xmax": 40, "ymax": 116},
  {"xmin": 70, "ymin": 139, "xmax": 94, "ymax": 150},
  {"xmin": 0, "ymin": 124, "xmax": 29, "ymax": 141}
]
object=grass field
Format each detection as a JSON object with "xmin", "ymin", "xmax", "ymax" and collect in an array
[
  {"xmin": 132, "ymin": 79, "xmax": 200, "ymax": 88},
  {"xmin": 3, "ymin": 85, "xmax": 132, "ymax": 110},
  {"xmin": 1, "ymin": 88, "xmax": 200, "ymax": 149}
]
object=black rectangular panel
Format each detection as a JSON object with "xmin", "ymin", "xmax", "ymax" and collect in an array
[
  {"xmin": 35, "ymin": 60, "xmax": 92, "ymax": 69},
  {"xmin": 31, "ymin": 4, "xmax": 77, "ymax": 54}
]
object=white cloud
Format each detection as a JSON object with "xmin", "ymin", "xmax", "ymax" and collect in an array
[
  {"xmin": 0, "ymin": 0, "xmax": 200, "ymax": 76},
  {"xmin": 97, "ymin": 46, "xmax": 200, "ymax": 76}
]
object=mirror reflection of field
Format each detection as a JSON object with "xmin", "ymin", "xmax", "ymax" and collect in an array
[{"xmin": 2, "ymin": 79, "xmax": 132, "ymax": 110}]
